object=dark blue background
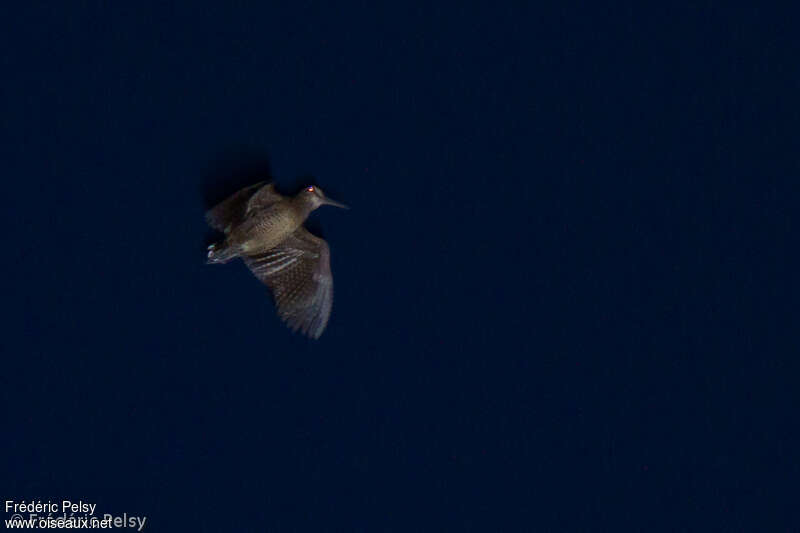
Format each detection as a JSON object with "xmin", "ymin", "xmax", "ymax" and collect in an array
[{"xmin": 2, "ymin": 3, "xmax": 795, "ymax": 531}]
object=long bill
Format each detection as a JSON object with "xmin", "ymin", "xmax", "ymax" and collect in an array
[{"xmin": 323, "ymin": 197, "xmax": 350, "ymax": 209}]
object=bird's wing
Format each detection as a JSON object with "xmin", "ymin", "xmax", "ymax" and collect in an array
[
  {"xmin": 205, "ymin": 181, "xmax": 267, "ymax": 233},
  {"xmin": 243, "ymin": 228, "xmax": 334, "ymax": 339},
  {"xmin": 246, "ymin": 183, "xmax": 283, "ymax": 214}
]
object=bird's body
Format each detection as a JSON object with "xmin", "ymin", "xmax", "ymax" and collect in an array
[
  {"xmin": 229, "ymin": 201, "xmax": 303, "ymax": 253},
  {"xmin": 205, "ymin": 182, "xmax": 347, "ymax": 338}
]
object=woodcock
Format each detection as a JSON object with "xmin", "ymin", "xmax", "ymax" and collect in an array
[{"xmin": 206, "ymin": 182, "xmax": 348, "ymax": 338}]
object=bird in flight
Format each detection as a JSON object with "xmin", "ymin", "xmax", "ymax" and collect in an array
[{"xmin": 205, "ymin": 182, "xmax": 348, "ymax": 338}]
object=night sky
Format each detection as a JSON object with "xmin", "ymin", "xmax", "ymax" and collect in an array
[{"xmin": 2, "ymin": 3, "xmax": 796, "ymax": 531}]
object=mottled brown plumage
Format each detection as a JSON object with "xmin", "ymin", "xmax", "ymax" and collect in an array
[{"xmin": 205, "ymin": 182, "xmax": 347, "ymax": 338}]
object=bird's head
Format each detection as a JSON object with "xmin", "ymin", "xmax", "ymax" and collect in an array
[{"xmin": 302, "ymin": 185, "xmax": 349, "ymax": 210}]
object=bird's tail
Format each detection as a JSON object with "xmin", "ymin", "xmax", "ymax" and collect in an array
[{"xmin": 206, "ymin": 242, "xmax": 239, "ymax": 264}]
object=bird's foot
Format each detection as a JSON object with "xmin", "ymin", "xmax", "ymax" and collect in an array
[
  {"xmin": 206, "ymin": 242, "xmax": 236, "ymax": 264},
  {"xmin": 207, "ymin": 243, "xmax": 220, "ymax": 262}
]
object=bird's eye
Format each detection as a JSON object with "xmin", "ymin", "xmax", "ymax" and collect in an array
[{"xmin": 306, "ymin": 186, "xmax": 315, "ymax": 193}]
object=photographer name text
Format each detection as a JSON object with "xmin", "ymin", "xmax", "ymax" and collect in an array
[{"xmin": 6, "ymin": 501, "xmax": 96, "ymax": 515}]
